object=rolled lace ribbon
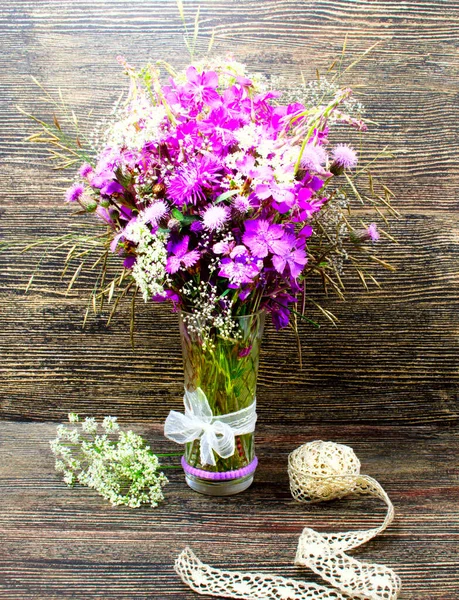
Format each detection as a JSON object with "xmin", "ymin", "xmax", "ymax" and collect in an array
[
  {"xmin": 164, "ymin": 387, "xmax": 257, "ymax": 467},
  {"xmin": 174, "ymin": 440, "xmax": 402, "ymax": 600}
]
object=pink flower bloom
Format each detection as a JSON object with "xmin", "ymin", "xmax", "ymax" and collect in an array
[
  {"xmin": 213, "ymin": 240, "xmax": 235, "ymax": 255},
  {"xmin": 218, "ymin": 255, "xmax": 260, "ymax": 286},
  {"xmin": 166, "ymin": 236, "xmax": 200, "ymax": 274},
  {"xmin": 185, "ymin": 66, "xmax": 221, "ymax": 107},
  {"xmin": 332, "ymin": 144, "xmax": 358, "ymax": 169},
  {"xmin": 367, "ymin": 223, "xmax": 380, "ymax": 241},
  {"xmin": 255, "ymin": 182, "xmax": 295, "ymax": 211},
  {"xmin": 202, "ymin": 205, "xmax": 229, "ymax": 231},
  {"xmin": 271, "ymin": 235, "xmax": 308, "ymax": 279},
  {"xmin": 242, "ymin": 219, "xmax": 290, "ymax": 259},
  {"xmin": 95, "ymin": 206, "xmax": 114, "ymax": 227},
  {"xmin": 233, "ymin": 195, "xmax": 252, "ymax": 214}
]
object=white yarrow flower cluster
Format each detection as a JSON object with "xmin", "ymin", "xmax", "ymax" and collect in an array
[{"xmin": 50, "ymin": 414, "xmax": 168, "ymax": 509}]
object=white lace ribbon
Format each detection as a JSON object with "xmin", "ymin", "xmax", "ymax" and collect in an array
[
  {"xmin": 174, "ymin": 440, "xmax": 402, "ymax": 600},
  {"xmin": 164, "ymin": 388, "xmax": 257, "ymax": 466}
]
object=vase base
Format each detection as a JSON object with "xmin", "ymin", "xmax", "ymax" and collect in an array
[{"xmin": 185, "ymin": 473, "xmax": 254, "ymax": 496}]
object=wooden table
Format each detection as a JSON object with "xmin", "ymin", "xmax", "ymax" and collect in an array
[
  {"xmin": 1, "ymin": 0, "xmax": 459, "ymax": 597},
  {"xmin": 1, "ymin": 421, "xmax": 458, "ymax": 598}
]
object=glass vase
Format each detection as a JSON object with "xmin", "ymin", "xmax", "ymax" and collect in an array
[{"xmin": 179, "ymin": 310, "xmax": 265, "ymax": 496}]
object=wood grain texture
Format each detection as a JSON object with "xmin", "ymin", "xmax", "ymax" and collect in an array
[
  {"xmin": 2, "ymin": 0, "xmax": 459, "ymax": 423},
  {"xmin": 0, "ymin": 421, "xmax": 458, "ymax": 599}
]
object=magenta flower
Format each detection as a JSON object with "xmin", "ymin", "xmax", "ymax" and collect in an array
[
  {"xmin": 100, "ymin": 180, "xmax": 124, "ymax": 196},
  {"xmin": 255, "ymin": 181, "xmax": 296, "ymax": 213},
  {"xmin": 185, "ymin": 66, "xmax": 221, "ymax": 107},
  {"xmin": 367, "ymin": 223, "xmax": 380, "ymax": 241},
  {"xmin": 65, "ymin": 184, "xmax": 84, "ymax": 203},
  {"xmin": 233, "ymin": 195, "xmax": 253, "ymax": 214},
  {"xmin": 242, "ymin": 219, "xmax": 290, "ymax": 258},
  {"xmin": 269, "ymin": 293, "xmax": 296, "ymax": 330},
  {"xmin": 95, "ymin": 206, "xmax": 115, "ymax": 227},
  {"xmin": 332, "ymin": 144, "xmax": 358, "ymax": 169},
  {"xmin": 167, "ymin": 157, "xmax": 223, "ymax": 206},
  {"xmin": 166, "ymin": 236, "xmax": 200, "ymax": 274},
  {"xmin": 271, "ymin": 235, "xmax": 308, "ymax": 279},
  {"xmin": 213, "ymin": 240, "xmax": 235, "ymax": 255},
  {"xmin": 218, "ymin": 255, "xmax": 260, "ymax": 286},
  {"xmin": 79, "ymin": 163, "xmax": 94, "ymax": 179},
  {"xmin": 202, "ymin": 205, "xmax": 229, "ymax": 231}
]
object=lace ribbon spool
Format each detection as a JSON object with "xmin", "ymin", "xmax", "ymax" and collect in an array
[{"xmin": 174, "ymin": 440, "xmax": 402, "ymax": 600}]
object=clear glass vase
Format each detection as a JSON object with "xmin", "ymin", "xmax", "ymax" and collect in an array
[{"xmin": 179, "ymin": 310, "xmax": 265, "ymax": 496}]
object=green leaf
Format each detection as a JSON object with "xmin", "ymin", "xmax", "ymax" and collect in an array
[
  {"xmin": 172, "ymin": 208, "xmax": 184, "ymax": 221},
  {"xmin": 181, "ymin": 215, "xmax": 200, "ymax": 226},
  {"xmin": 215, "ymin": 189, "xmax": 239, "ymax": 204}
]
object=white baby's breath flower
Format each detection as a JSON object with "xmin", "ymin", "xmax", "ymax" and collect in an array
[{"xmin": 68, "ymin": 413, "xmax": 79, "ymax": 423}]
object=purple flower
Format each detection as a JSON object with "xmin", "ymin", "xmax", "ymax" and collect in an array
[
  {"xmin": 271, "ymin": 235, "xmax": 308, "ymax": 279},
  {"xmin": 79, "ymin": 163, "xmax": 94, "ymax": 179},
  {"xmin": 185, "ymin": 66, "xmax": 221, "ymax": 107},
  {"xmin": 233, "ymin": 195, "xmax": 253, "ymax": 214},
  {"xmin": 238, "ymin": 345, "xmax": 252, "ymax": 358},
  {"xmin": 299, "ymin": 224, "xmax": 313, "ymax": 238},
  {"xmin": 269, "ymin": 293, "xmax": 296, "ymax": 330},
  {"xmin": 202, "ymin": 205, "xmax": 229, "ymax": 231},
  {"xmin": 213, "ymin": 240, "xmax": 235, "ymax": 255},
  {"xmin": 255, "ymin": 181, "xmax": 296, "ymax": 213},
  {"xmin": 294, "ymin": 187, "xmax": 327, "ymax": 221},
  {"xmin": 166, "ymin": 236, "xmax": 200, "ymax": 274},
  {"xmin": 152, "ymin": 289, "xmax": 180, "ymax": 304},
  {"xmin": 123, "ymin": 255, "xmax": 136, "ymax": 269},
  {"xmin": 100, "ymin": 180, "xmax": 124, "ymax": 196},
  {"xmin": 167, "ymin": 156, "xmax": 223, "ymax": 206},
  {"xmin": 218, "ymin": 254, "xmax": 260, "ymax": 286},
  {"xmin": 65, "ymin": 184, "xmax": 84, "ymax": 203},
  {"xmin": 242, "ymin": 219, "xmax": 290, "ymax": 258},
  {"xmin": 367, "ymin": 223, "xmax": 380, "ymax": 241},
  {"xmin": 332, "ymin": 144, "xmax": 358, "ymax": 169},
  {"xmin": 95, "ymin": 206, "xmax": 114, "ymax": 227}
]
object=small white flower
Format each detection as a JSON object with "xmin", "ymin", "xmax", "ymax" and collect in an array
[
  {"xmin": 81, "ymin": 417, "xmax": 98, "ymax": 434},
  {"xmin": 102, "ymin": 416, "xmax": 120, "ymax": 433}
]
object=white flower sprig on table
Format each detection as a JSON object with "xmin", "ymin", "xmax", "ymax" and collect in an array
[{"xmin": 50, "ymin": 414, "xmax": 171, "ymax": 508}]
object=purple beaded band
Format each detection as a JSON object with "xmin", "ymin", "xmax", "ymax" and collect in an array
[{"xmin": 181, "ymin": 456, "xmax": 258, "ymax": 481}]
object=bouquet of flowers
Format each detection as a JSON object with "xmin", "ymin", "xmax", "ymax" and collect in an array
[
  {"xmin": 65, "ymin": 55, "xmax": 382, "ymax": 332},
  {"xmin": 20, "ymin": 52, "xmax": 396, "ymax": 493}
]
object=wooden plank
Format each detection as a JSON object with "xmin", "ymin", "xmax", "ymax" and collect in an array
[{"xmin": 0, "ymin": 421, "xmax": 458, "ymax": 598}]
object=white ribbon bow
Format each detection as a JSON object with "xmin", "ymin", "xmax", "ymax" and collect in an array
[{"xmin": 164, "ymin": 388, "xmax": 257, "ymax": 466}]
